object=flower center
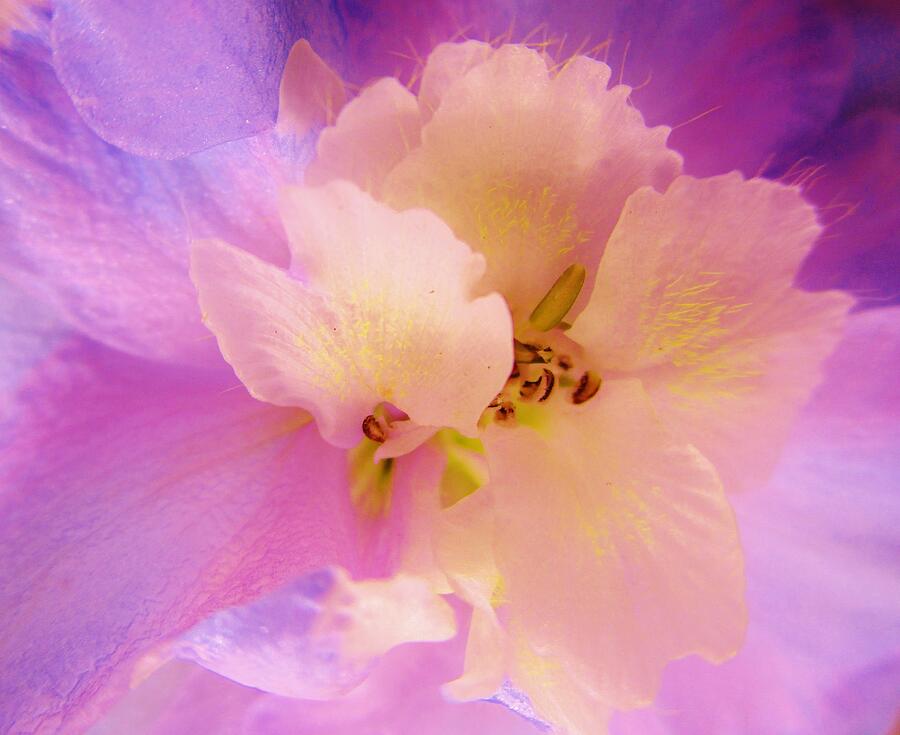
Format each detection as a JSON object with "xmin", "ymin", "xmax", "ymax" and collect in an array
[{"xmin": 485, "ymin": 339, "xmax": 602, "ymax": 426}]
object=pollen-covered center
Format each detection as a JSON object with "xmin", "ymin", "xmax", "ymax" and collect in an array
[{"xmin": 484, "ymin": 339, "xmax": 602, "ymax": 428}]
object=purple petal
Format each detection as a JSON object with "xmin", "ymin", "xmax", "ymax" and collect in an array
[
  {"xmin": 736, "ymin": 307, "xmax": 900, "ymax": 678},
  {"xmin": 505, "ymin": 1, "xmax": 855, "ymax": 176},
  {"xmin": 90, "ymin": 630, "xmax": 543, "ymax": 734},
  {"xmin": 338, "ymin": 2, "xmax": 855, "ymax": 178},
  {"xmin": 50, "ymin": 0, "xmax": 345, "ymax": 158},
  {"xmin": 0, "ymin": 28, "xmax": 290, "ymax": 364},
  {"xmin": 798, "ymin": 111, "xmax": 900, "ymax": 307},
  {"xmin": 0, "ymin": 279, "xmax": 66, "ymax": 416},
  {"xmin": 0, "ymin": 339, "xmax": 361, "ymax": 733},
  {"xmin": 175, "ymin": 569, "xmax": 455, "ymax": 699},
  {"xmin": 615, "ymin": 2, "xmax": 855, "ymax": 177}
]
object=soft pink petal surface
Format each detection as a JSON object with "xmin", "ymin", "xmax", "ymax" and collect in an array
[
  {"xmin": 571, "ymin": 173, "xmax": 851, "ymax": 491},
  {"xmin": 417, "ymin": 40, "xmax": 493, "ymax": 121},
  {"xmin": 0, "ymin": 339, "xmax": 361, "ymax": 733},
  {"xmin": 192, "ymin": 181, "xmax": 513, "ymax": 447},
  {"xmin": 306, "ymin": 77, "xmax": 421, "ymax": 197}
]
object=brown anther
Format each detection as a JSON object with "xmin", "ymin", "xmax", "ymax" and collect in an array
[
  {"xmin": 509, "ymin": 362, "xmax": 521, "ymax": 380},
  {"xmin": 494, "ymin": 400, "xmax": 516, "ymax": 424},
  {"xmin": 537, "ymin": 368, "xmax": 555, "ymax": 402},
  {"xmin": 555, "ymin": 354, "xmax": 573, "ymax": 371},
  {"xmin": 571, "ymin": 370, "xmax": 602, "ymax": 405},
  {"xmin": 488, "ymin": 393, "xmax": 503, "ymax": 408},
  {"xmin": 362, "ymin": 414, "xmax": 387, "ymax": 443},
  {"xmin": 519, "ymin": 376, "xmax": 542, "ymax": 400}
]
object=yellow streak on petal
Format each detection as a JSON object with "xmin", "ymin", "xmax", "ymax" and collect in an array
[{"xmin": 638, "ymin": 272, "xmax": 753, "ymax": 370}]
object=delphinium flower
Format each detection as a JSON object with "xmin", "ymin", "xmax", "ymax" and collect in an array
[{"xmin": 1, "ymin": 2, "xmax": 898, "ymax": 735}]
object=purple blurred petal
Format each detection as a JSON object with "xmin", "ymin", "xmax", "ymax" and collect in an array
[
  {"xmin": 508, "ymin": 1, "xmax": 854, "ymax": 176},
  {"xmin": 50, "ymin": 0, "xmax": 345, "ymax": 158},
  {"xmin": 616, "ymin": 2, "xmax": 855, "ymax": 177},
  {"xmin": 89, "ymin": 626, "xmax": 542, "ymax": 734},
  {"xmin": 0, "ymin": 339, "xmax": 360, "ymax": 733},
  {"xmin": 798, "ymin": 111, "xmax": 900, "ymax": 307},
  {"xmin": 820, "ymin": 657, "xmax": 900, "ymax": 735},
  {"xmin": 610, "ymin": 629, "xmax": 821, "ymax": 735},
  {"xmin": 0, "ymin": 29, "xmax": 291, "ymax": 365},
  {"xmin": 175, "ymin": 569, "xmax": 455, "ymax": 699},
  {"xmin": 736, "ymin": 307, "xmax": 900, "ymax": 678},
  {"xmin": 338, "ymin": 2, "xmax": 855, "ymax": 177}
]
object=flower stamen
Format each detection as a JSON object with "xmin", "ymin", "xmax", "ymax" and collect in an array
[
  {"xmin": 571, "ymin": 370, "xmax": 602, "ymax": 404},
  {"xmin": 362, "ymin": 414, "xmax": 387, "ymax": 443},
  {"xmin": 494, "ymin": 400, "xmax": 517, "ymax": 425}
]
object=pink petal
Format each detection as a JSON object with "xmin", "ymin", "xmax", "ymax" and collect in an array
[
  {"xmin": 432, "ymin": 489, "xmax": 507, "ymax": 701},
  {"xmin": 176, "ymin": 568, "xmax": 455, "ymax": 699},
  {"xmin": 0, "ymin": 339, "xmax": 360, "ymax": 733},
  {"xmin": 571, "ymin": 173, "xmax": 852, "ymax": 491},
  {"xmin": 383, "ymin": 44, "xmax": 681, "ymax": 324},
  {"xmin": 192, "ymin": 181, "xmax": 513, "ymax": 448},
  {"xmin": 276, "ymin": 39, "xmax": 346, "ymax": 138},
  {"xmin": 480, "ymin": 379, "xmax": 745, "ymax": 723},
  {"xmin": 307, "ymin": 77, "xmax": 422, "ymax": 197}
]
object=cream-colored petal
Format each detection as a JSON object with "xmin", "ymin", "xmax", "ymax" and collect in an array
[
  {"xmin": 384, "ymin": 44, "xmax": 681, "ymax": 325},
  {"xmin": 571, "ymin": 173, "xmax": 852, "ymax": 489},
  {"xmin": 373, "ymin": 421, "xmax": 437, "ymax": 462},
  {"xmin": 432, "ymin": 489, "xmax": 508, "ymax": 701},
  {"xmin": 191, "ymin": 181, "xmax": 513, "ymax": 447},
  {"xmin": 306, "ymin": 78, "xmax": 421, "ymax": 197},
  {"xmin": 276, "ymin": 39, "xmax": 346, "ymax": 137},
  {"xmin": 482, "ymin": 379, "xmax": 746, "ymax": 719}
]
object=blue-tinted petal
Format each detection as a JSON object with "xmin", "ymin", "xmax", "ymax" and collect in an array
[
  {"xmin": 0, "ymin": 28, "xmax": 290, "ymax": 364},
  {"xmin": 51, "ymin": 0, "xmax": 346, "ymax": 157}
]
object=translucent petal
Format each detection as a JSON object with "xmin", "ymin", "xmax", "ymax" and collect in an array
[
  {"xmin": 192, "ymin": 181, "xmax": 512, "ymax": 447},
  {"xmin": 482, "ymin": 379, "xmax": 745, "ymax": 717},
  {"xmin": 571, "ymin": 174, "xmax": 852, "ymax": 490},
  {"xmin": 384, "ymin": 44, "xmax": 681, "ymax": 323}
]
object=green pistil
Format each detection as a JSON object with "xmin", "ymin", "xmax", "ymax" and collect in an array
[{"xmin": 528, "ymin": 263, "xmax": 586, "ymax": 332}]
